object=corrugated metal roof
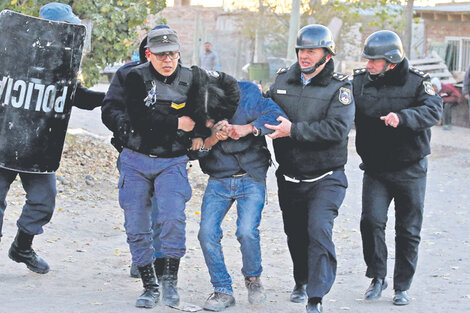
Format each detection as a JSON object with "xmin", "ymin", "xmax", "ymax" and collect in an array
[{"xmin": 415, "ymin": 4, "xmax": 470, "ymax": 13}]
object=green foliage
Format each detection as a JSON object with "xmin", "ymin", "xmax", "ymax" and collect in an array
[{"xmin": 1, "ymin": 0, "xmax": 166, "ymax": 86}]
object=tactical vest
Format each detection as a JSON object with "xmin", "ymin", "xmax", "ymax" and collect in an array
[
  {"xmin": 140, "ymin": 65, "xmax": 193, "ymax": 109},
  {"xmin": 127, "ymin": 64, "xmax": 195, "ymax": 157}
]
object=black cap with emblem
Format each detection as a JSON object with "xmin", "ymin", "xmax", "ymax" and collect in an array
[
  {"xmin": 362, "ymin": 30, "xmax": 404, "ymax": 64},
  {"xmin": 145, "ymin": 28, "xmax": 180, "ymax": 53}
]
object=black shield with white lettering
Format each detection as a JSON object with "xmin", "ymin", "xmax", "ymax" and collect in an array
[{"xmin": 0, "ymin": 10, "xmax": 86, "ymax": 173}]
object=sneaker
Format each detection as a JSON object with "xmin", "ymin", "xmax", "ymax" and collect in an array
[
  {"xmin": 203, "ymin": 292, "xmax": 235, "ymax": 312},
  {"xmin": 245, "ymin": 276, "xmax": 266, "ymax": 304}
]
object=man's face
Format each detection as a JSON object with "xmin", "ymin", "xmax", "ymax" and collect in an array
[
  {"xmin": 298, "ymin": 48, "xmax": 325, "ymax": 70},
  {"xmin": 365, "ymin": 58, "xmax": 394, "ymax": 75},
  {"xmin": 204, "ymin": 43, "xmax": 212, "ymax": 53},
  {"xmin": 147, "ymin": 50, "xmax": 179, "ymax": 76}
]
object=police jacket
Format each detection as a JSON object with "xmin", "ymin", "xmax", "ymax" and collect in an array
[
  {"xmin": 73, "ymin": 82, "xmax": 105, "ymax": 110},
  {"xmin": 101, "ymin": 61, "xmax": 142, "ymax": 152},
  {"xmin": 198, "ymin": 81, "xmax": 286, "ymax": 181},
  {"xmin": 268, "ymin": 60, "xmax": 355, "ymax": 178},
  {"xmin": 352, "ymin": 58, "xmax": 443, "ymax": 172},
  {"xmin": 102, "ymin": 62, "xmax": 239, "ymax": 157}
]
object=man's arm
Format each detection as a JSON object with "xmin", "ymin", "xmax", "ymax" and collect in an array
[
  {"xmin": 267, "ymin": 83, "xmax": 355, "ymax": 143},
  {"xmin": 101, "ymin": 68, "xmax": 131, "ymax": 135},
  {"xmin": 73, "ymin": 82, "xmax": 105, "ymax": 110},
  {"xmin": 228, "ymin": 83, "xmax": 286, "ymax": 140},
  {"xmin": 395, "ymin": 78, "xmax": 443, "ymax": 132}
]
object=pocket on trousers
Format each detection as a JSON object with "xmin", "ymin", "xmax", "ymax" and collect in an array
[
  {"xmin": 177, "ymin": 165, "xmax": 192, "ymax": 201},
  {"xmin": 118, "ymin": 174, "xmax": 126, "ymax": 189}
]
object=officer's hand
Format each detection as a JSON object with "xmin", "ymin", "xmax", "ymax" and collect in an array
[
  {"xmin": 227, "ymin": 124, "xmax": 253, "ymax": 140},
  {"xmin": 265, "ymin": 116, "xmax": 291, "ymax": 139},
  {"xmin": 178, "ymin": 116, "xmax": 195, "ymax": 132},
  {"xmin": 213, "ymin": 120, "xmax": 229, "ymax": 141},
  {"xmin": 380, "ymin": 112, "xmax": 400, "ymax": 128},
  {"xmin": 190, "ymin": 138, "xmax": 204, "ymax": 150},
  {"xmin": 465, "ymin": 94, "xmax": 470, "ymax": 100}
]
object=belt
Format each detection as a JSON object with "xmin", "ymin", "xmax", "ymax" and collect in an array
[
  {"xmin": 231, "ymin": 172, "xmax": 247, "ymax": 178},
  {"xmin": 283, "ymin": 171, "xmax": 333, "ymax": 183}
]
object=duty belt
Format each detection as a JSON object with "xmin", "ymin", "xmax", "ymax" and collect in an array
[{"xmin": 283, "ymin": 171, "xmax": 333, "ymax": 183}]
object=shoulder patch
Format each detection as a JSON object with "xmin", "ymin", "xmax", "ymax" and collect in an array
[
  {"xmin": 409, "ymin": 67, "xmax": 430, "ymax": 78},
  {"xmin": 276, "ymin": 67, "xmax": 288, "ymax": 74},
  {"xmin": 339, "ymin": 87, "xmax": 352, "ymax": 105},
  {"xmin": 204, "ymin": 69, "xmax": 220, "ymax": 78},
  {"xmin": 333, "ymin": 72, "xmax": 349, "ymax": 81},
  {"xmin": 353, "ymin": 68, "xmax": 367, "ymax": 76},
  {"xmin": 423, "ymin": 81, "xmax": 436, "ymax": 96}
]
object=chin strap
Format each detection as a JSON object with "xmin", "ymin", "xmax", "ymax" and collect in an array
[
  {"xmin": 367, "ymin": 60, "xmax": 390, "ymax": 81},
  {"xmin": 300, "ymin": 55, "xmax": 328, "ymax": 75}
]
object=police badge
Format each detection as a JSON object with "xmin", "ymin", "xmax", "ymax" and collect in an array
[
  {"xmin": 423, "ymin": 81, "xmax": 436, "ymax": 96},
  {"xmin": 339, "ymin": 87, "xmax": 352, "ymax": 105}
]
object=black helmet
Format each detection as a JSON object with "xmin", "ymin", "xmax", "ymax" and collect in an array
[
  {"xmin": 296, "ymin": 24, "xmax": 336, "ymax": 55},
  {"xmin": 362, "ymin": 30, "xmax": 404, "ymax": 64}
]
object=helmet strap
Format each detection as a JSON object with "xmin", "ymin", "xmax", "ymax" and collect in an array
[
  {"xmin": 300, "ymin": 55, "xmax": 328, "ymax": 75},
  {"xmin": 367, "ymin": 60, "xmax": 390, "ymax": 81}
]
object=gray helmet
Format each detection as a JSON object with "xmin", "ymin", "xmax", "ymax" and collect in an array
[
  {"xmin": 362, "ymin": 30, "xmax": 404, "ymax": 64},
  {"xmin": 296, "ymin": 24, "xmax": 336, "ymax": 56}
]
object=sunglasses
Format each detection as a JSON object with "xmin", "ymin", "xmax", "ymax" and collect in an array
[{"xmin": 153, "ymin": 51, "xmax": 180, "ymax": 61}]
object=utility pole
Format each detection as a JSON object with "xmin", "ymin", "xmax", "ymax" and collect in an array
[
  {"xmin": 254, "ymin": 0, "xmax": 266, "ymax": 62},
  {"xmin": 287, "ymin": 0, "xmax": 301, "ymax": 62},
  {"xmin": 403, "ymin": 0, "xmax": 414, "ymax": 58}
]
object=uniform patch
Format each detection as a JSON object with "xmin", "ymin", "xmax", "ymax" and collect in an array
[
  {"xmin": 339, "ymin": 87, "xmax": 352, "ymax": 105},
  {"xmin": 423, "ymin": 81, "xmax": 436, "ymax": 96},
  {"xmin": 205, "ymin": 70, "xmax": 220, "ymax": 78},
  {"xmin": 144, "ymin": 81, "xmax": 158, "ymax": 107},
  {"xmin": 277, "ymin": 89, "xmax": 287, "ymax": 94},
  {"xmin": 171, "ymin": 102, "xmax": 186, "ymax": 110},
  {"xmin": 277, "ymin": 67, "xmax": 287, "ymax": 74}
]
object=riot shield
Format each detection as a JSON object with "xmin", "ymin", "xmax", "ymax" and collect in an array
[{"xmin": 0, "ymin": 10, "xmax": 86, "ymax": 173}]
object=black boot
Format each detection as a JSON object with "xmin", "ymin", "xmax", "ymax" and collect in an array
[
  {"xmin": 161, "ymin": 258, "xmax": 180, "ymax": 306},
  {"xmin": 154, "ymin": 257, "xmax": 164, "ymax": 283},
  {"xmin": 290, "ymin": 283, "xmax": 307, "ymax": 303},
  {"xmin": 306, "ymin": 298, "xmax": 323, "ymax": 313},
  {"xmin": 135, "ymin": 263, "xmax": 160, "ymax": 308},
  {"xmin": 130, "ymin": 262, "xmax": 141, "ymax": 278},
  {"xmin": 364, "ymin": 278, "xmax": 387, "ymax": 300},
  {"xmin": 8, "ymin": 230, "xmax": 49, "ymax": 274}
]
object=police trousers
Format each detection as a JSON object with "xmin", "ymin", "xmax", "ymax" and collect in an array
[
  {"xmin": 360, "ymin": 159, "xmax": 427, "ymax": 291},
  {"xmin": 277, "ymin": 169, "xmax": 347, "ymax": 298},
  {"xmin": 118, "ymin": 149, "xmax": 192, "ymax": 267},
  {"xmin": 0, "ymin": 167, "xmax": 56, "ymax": 239}
]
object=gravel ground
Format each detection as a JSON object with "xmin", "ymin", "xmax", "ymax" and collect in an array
[{"xmin": 0, "ymin": 126, "xmax": 469, "ymax": 313}]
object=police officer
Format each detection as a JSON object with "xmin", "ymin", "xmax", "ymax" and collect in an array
[
  {"xmin": 101, "ymin": 28, "xmax": 239, "ymax": 309},
  {"xmin": 352, "ymin": 30, "xmax": 442, "ymax": 306},
  {"xmin": 265, "ymin": 24, "xmax": 354, "ymax": 313},
  {"xmin": 0, "ymin": 2, "xmax": 104, "ymax": 275}
]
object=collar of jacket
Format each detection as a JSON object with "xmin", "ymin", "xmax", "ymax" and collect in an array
[
  {"xmin": 286, "ymin": 59, "xmax": 335, "ymax": 86},
  {"xmin": 149, "ymin": 63, "xmax": 180, "ymax": 84},
  {"xmin": 366, "ymin": 57, "xmax": 409, "ymax": 87}
]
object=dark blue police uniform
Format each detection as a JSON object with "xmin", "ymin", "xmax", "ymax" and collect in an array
[
  {"xmin": 352, "ymin": 57, "xmax": 442, "ymax": 291},
  {"xmin": 268, "ymin": 60, "xmax": 354, "ymax": 299}
]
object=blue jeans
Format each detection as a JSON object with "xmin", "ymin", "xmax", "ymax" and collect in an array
[
  {"xmin": 198, "ymin": 175, "xmax": 266, "ymax": 295},
  {"xmin": 118, "ymin": 149, "xmax": 191, "ymax": 267},
  {"xmin": 0, "ymin": 167, "xmax": 56, "ymax": 239}
]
